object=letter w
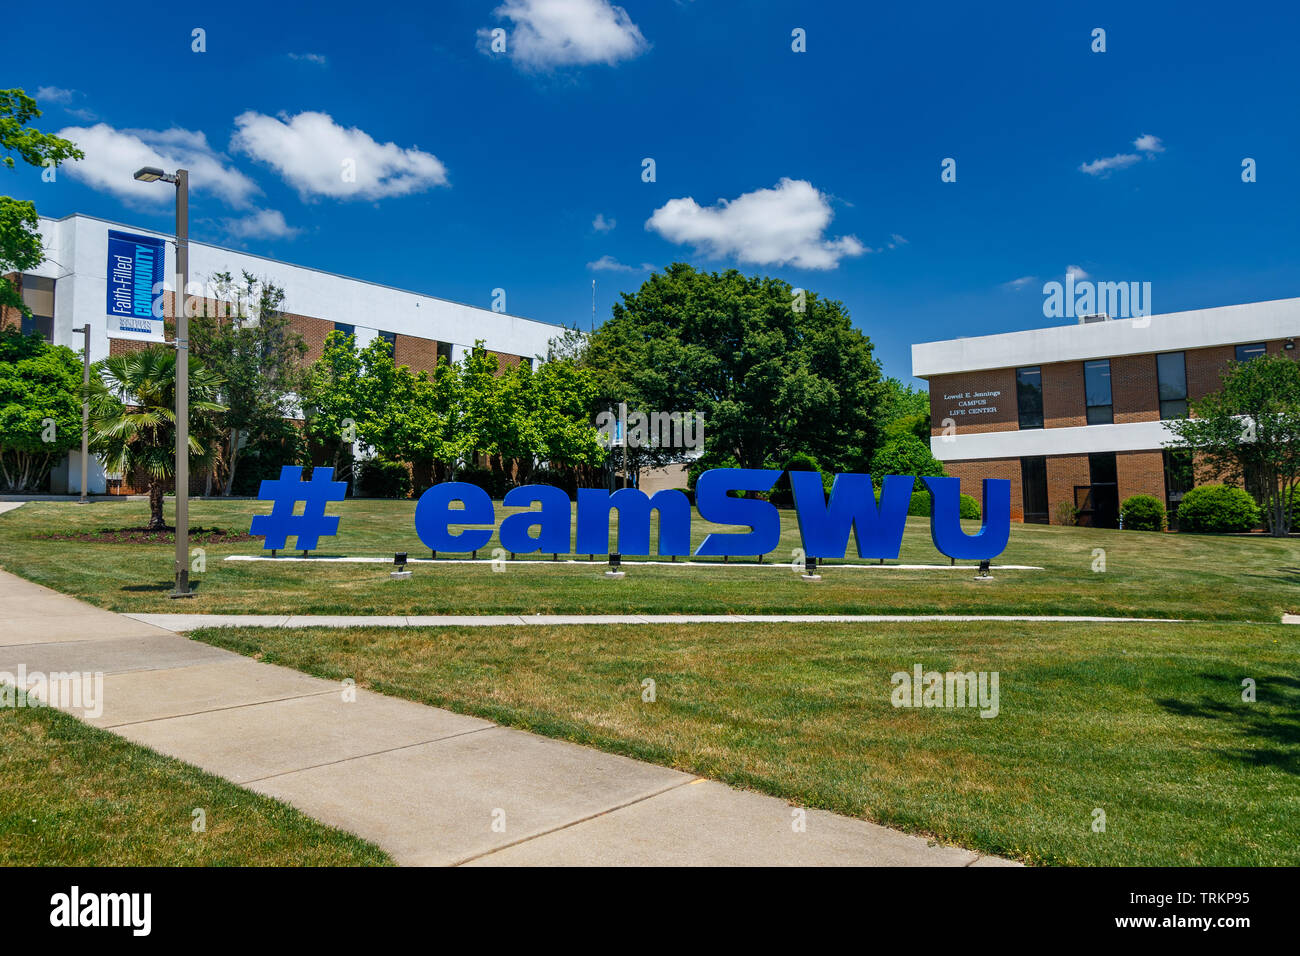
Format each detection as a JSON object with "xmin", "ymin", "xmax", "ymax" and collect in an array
[{"xmin": 790, "ymin": 473, "xmax": 912, "ymax": 559}]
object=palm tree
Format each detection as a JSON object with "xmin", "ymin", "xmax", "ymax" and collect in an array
[{"xmin": 89, "ymin": 347, "xmax": 226, "ymax": 530}]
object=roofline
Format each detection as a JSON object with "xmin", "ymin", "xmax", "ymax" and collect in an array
[{"xmin": 41, "ymin": 211, "xmax": 575, "ymax": 333}]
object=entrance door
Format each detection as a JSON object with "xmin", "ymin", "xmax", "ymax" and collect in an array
[{"xmin": 1088, "ymin": 453, "xmax": 1119, "ymax": 529}]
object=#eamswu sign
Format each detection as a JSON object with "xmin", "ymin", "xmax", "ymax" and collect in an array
[{"xmin": 253, "ymin": 467, "xmax": 1011, "ymax": 562}]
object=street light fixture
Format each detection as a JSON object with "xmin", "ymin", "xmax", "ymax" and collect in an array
[{"xmin": 133, "ymin": 165, "xmax": 193, "ymax": 598}]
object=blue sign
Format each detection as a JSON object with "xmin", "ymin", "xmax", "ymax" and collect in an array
[
  {"xmin": 105, "ymin": 229, "xmax": 166, "ymax": 341},
  {"xmin": 407, "ymin": 469, "xmax": 1012, "ymax": 562}
]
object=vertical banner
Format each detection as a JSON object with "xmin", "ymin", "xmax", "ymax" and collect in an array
[{"xmin": 105, "ymin": 229, "xmax": 167, "ymax": 341}]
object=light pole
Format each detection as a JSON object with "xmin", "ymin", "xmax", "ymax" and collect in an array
[
  {"xmin": 72, "ymin": 324, "xmax": 90, "ymax": 504},
  {"xmin": 134, "ymin": 166, "xmax": 193, "ymax": 598}
]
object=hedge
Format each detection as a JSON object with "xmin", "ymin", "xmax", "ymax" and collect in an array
[
  {"xmin": 1176, "ymin": 484, "xmax": 1260, "ymax": 533},
  {"xmin": 1119, "ymin": 494, "xmax": 1166, "ymax": 531}
]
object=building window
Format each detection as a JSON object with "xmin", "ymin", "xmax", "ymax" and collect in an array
[
  {"xmin": 436, "ymin": 341, "xmax": 453, "ymax": 365},
  {"xmin": 18, "ymin": 274, "xmax": 54, "ymax": 341},
  {"xmin": 378, "ymin": 330, "xmax": 397, "ymax": 355},
  {"xmin": 1084, "ymin": 359, "xmax": 1113, "ymax": 425},
  {"xmin": 1020, "ymin": 456, "xmax": 1049, "ymax": 524},
  {"xmin": 1163, "ymin": 448, "xmax": 1194, "ymax": 525},
  {"xmin": 333, "ymin": 322, "xmax": 355, "ymax": 338},
  {"xmin": 1080, "ymin": 452, "xmax": 1119, "ymax": 529},
  {"xmin": 1016, "ymin": 366, "xmax": 1043, "ymax": 429},
  {"xmin": 1235, "ymin": 342, "xmax": 1266, "ymax": 363},
  {"xmin": 1156, "ymin": 351, "xmax": 1188, "ymax": 420}
]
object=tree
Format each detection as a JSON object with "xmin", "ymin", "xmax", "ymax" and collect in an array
[
  {"xmin": 189, "ymin": 271, "xmax": 307, "ymax": 495},
  {"xmin": 89, "ymin": 348, "xmax": 225, "ymax": 529},
  {"xmin": 583, "ymin": 263, "xmax": 886, "ymax": 474},
  {"xmin": 870, "ymin": 435, "xmax": 946, "ymax": 486},
  {"xmin": 301, "ymin": 330, "xmax": 364, "ymax": 481},
  {"xmin": 1166, "ymin": 353, "xmax": 1300, "ymax": 536},
  {"xmin": 879, "ymin": 376, "xmax": 931, "ymax": 442},
  {"xmin": 1, "ymin": 90, "xmax": 83, "ymax": 319},
  {"xmin": 0, "ymin": 327, "xmax": 81, "ymax": 491}
]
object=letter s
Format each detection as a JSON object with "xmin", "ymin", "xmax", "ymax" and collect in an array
[{"xmin": 694, "ymin": 468, "xmax": 782, "ymax": 557}]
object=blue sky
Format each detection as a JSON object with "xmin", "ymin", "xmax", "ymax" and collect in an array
[{"xmin": 6, "ymin": 0, "xmax": 1299, "ymax": 384}]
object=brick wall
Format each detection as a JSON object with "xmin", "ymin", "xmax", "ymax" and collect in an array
[
  {"xmin": 395, "ymin": 334, "xmax": 440, "ymax": 375},
  {"xmin": 0, "ymin": 272, "xmax": 20, "ymax": 331},
  {"xmin": 1111, "ymin": 354, "xmax": 1160, "ymax": 423},
  {"xmin": 1042, "ymin": 360, "xmax": 1086, "ymax": 428},
  {"xmin": 1116, "ymin": 450, "xmax": 1165, "ymax": 504},
  {"xmin": 943, "ymin": 457, "xmax": 1024, "ymax": 519}
]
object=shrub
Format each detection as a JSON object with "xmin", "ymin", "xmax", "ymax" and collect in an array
[
  {"xmin": 356, "ymin": 459, "xmax": 412, "ymax": 499},
  {"xmin": 1176, "ymin": 484, "xmax": 1260, "ymax": 533},
  {"xmin": 1054, "ymin": 501, "xmax": 1079, "ymax": 526},
  {"xmin": 869, "ymin": 436, "xmax": 945, "ymax": 483},
  {"xmin": 770, "ymin": 451, "xmax": 829, "ymax": 506},
  {"xmin": 453, "ymin": 465, "xmax": 507, "ymax": 499},
  {"xmin": 673, "ymin": 487, "xmax": 695, "ymax": 506},
  {"xmin": 527, "ymin": 466, "xmax": 577, "ymax": 496},
  {"xmin": 906, "ymin": 489, "xmax": 980, "ymax": 518},
  {"xmin": 1120, "ymin": 494, "xmax": 1166, "ymax": 531}
]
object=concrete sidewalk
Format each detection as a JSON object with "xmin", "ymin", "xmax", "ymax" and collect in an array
[{"xmin": 0, "ymin": 569, "xmax": 1016, "ymax": 866}]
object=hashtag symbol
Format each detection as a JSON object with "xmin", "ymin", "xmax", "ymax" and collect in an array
[{"xmin": 250, "ymin": 466, "xmax": 348, "ymax": 551}]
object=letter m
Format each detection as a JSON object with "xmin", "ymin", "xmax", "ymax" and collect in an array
[{"xmin": 575, "ymin": 488, "xmax": 691, "ymax": 556}]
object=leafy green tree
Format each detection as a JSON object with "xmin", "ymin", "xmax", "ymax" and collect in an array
[
  {"xmin": 1166, "ymin": 353, "xmax": 1300, "ymax": 536},
  {"xmin": 301, "ymin": 330, "xmax": 364, "ymax": 480},
  {"xmin": 0, "ymin": 327, "xmax": 81, "ymax": 491},
  {"xmin": 879, "ymin": 376, "xmax": 931, "ymax": 442},
  {"xmin": 583, "ymin": 263, "xmax": 886, "ymax": 474},
  {"xmin": 869, "ymin": 435, "xmax": 946, "ymax": 487},
  {"xmin": 89, "ymin": 348, "xmax": 225, "ymax": 529},
  {"xmin": 189, "ymin": 271, "xmax": 307, "ymax": 495},
  {"xmin": 1, "ymin": 90, "xmax": 83, "ymax": 319}
]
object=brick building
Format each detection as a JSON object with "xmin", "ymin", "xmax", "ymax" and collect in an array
[
  {"xmin": 2, "ymin": 213, "xmax": 565, "ymax": 494},
  {"xmin": 911, "ymin": 299, "xmax": 1300, "ymax": 526}
]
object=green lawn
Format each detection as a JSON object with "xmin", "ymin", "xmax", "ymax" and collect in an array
[
  {"xmin": 0, "ymin": 690, "xmax": 392, "ymax": 866},
  {"xmin": 190, "ymin": 618, "xmax": 1300, "ymax": 866},
  {"xmin": 0, "ymin": 497, "xmax": 1296, "ymax": 620}
]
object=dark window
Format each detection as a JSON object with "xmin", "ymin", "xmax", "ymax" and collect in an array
[
  {"xmin": 333, "ymin": 322, "xmax": 355, "ymax": 338},
  {"xmin": 1084, "ymin": 359, "xmax": 1113, "ymax": 425},
  {"xmin": 1163, "ymin": 448, "xmax": 1194, "ymax": 524},
  {"xmin": 1021, "ymin": 456, "xmax": 1049, "ymax": 524},
  {"xmin": 378, "ymin": 330, "xmax": 397, "ymax": 356},
  {"xmin": 1156, "ymin": 352, "xmax": 1188, "ymax": 420},
  {"xmin": 1016, "ymin": 366, "xmax": 1043, "ymax": 429},
  {"xmin": 436, "ymin": 341, "xmax": 453, "ymax": 365},
  {"xmin": 1236, "ymin": 342, "xmax": 1266, "ymax": 363},
  {"xmin": 19, "ymin": 274, "xmax": 54, "ymax": 341}
]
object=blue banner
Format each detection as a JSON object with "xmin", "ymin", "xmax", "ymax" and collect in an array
[{"xmin": 105, "ymin": 229, "xmax": 166, "ymax": 341}]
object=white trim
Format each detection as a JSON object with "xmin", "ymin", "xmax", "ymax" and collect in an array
[
  {"xmin": 932, "ymin": 420, "xmax": 1177, "ymax": 462},
  {"xmin": 912, "ymin": 297, "xmax": 1300, "ymax": 378}
]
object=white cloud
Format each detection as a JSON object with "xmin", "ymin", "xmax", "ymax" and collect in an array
[
  {"xmin": 1134, "ymin": 134, "xmax": 1164, "ymax": 154},
  {"xmin": 1002, "ymin": 275, "xmax": 1037, "ymax": 290},
  {"xmin": 1065, "ymin": 264, "xmax": 1090, "ymax": 280},
  {"xmin": 483, "ymin": 0, "xmax": 648, "ymax": 69},
  {"xmin": 36, "ymin": 86, "xmax": 76, "ymax": 104},
  {"xmin": 592, "ymin": 212, "xmax": 616, "ymax": 232},
  {"xmin": 1079, "ymin": 152, "xmax": 1142, "ymax": 176},
  {"xmin": 223, "ymin": 209, "xmax": 300, "ymax": 240},
  {"xmin": 1080, "ymin": 133, "xmax": 1164, "ymax": 176},
  {"xmin": 646, "ymin": 178, "xmax": 865, "ymax": 270},
  {"xmin": 587, "ymin": 255, "xmax": 651, "ymax": 272},
  {"xmin": 288, "ymin": 53, "xmax": 328, "ymax": 65},
  {"xmin": 56, "ymin": 123, "xmax": 261, "ymax": 207},
  {"xmin": 887, "ymin": 233, "xmax": 908, "ymax": 249},
  {"xmin": 231, "ymin": 111, "xmax": 448, "ymax": 200}
]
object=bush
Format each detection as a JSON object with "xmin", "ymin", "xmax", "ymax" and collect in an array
[
  {"xmin": 453, "ymin": 465, "xmax": 507, "ymax": 499},
  {"xmin": 526, "ymin": 466, "xmax": 577, "ymax": 496},
  {"xmin": 1176, "ymin": 484, "xmax": 1260, "ymax": 533},
  {"xmin": 1120, "ymin": 494, "xmax": 1166, "ymax": 531},
  {"xmin": 870, "ymin": 436, "xmax": 945, "ymax": 483},
  {"xmin": 906, "ymin": 488, "xmax": 980, "ymax": 518},
  {"xmin": 673, "ymin": 487, "xmax": 695, "ymax": 506},
  {"xmin": 356, "ymin": 459, "xmax": 412, "ymax": 499},
  {"xmin": 1054, "ymin": 501, "xmax": 1079, "ymax": 526},
  {"xmin": 770, "ymin": 451, "xmax": 829, "ymax": 507}
]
